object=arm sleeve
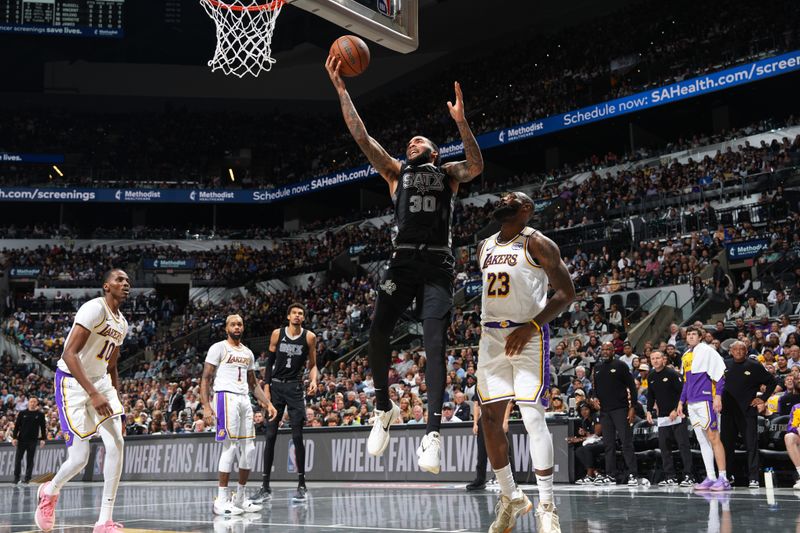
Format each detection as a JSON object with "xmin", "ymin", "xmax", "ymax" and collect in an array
[
  {"xmin": 264, "ymin": 350, "xmax": 276, "ymax": 384},
  {"xmin": 74, "ymin": 299, "xmax": 105, "ymax": 331},
  {"xmin": 204, "ymin": 343, "xmax": 222, "ymax": 367}
]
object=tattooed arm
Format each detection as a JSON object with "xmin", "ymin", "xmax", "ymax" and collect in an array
[
  {"xmin": 441, "ymin": 82, "xmax": 484, "ymax": 184},
  {"xmin": 325, "ymin": 55, "xmax": 402, "ymax": 189}
]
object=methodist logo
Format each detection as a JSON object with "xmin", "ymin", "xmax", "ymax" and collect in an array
[
  {"xmin": 498, "ymin": 130, "xmax": 505, "ymax": 143},
  {"xmin": 190, "ymin": 190, "xmax": 197, "ymax": 201},
  {"xmin": 115, "ymin": 190, "xmax": 122, "ymax": 200}
]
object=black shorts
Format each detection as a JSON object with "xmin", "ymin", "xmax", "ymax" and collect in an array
[
  {"xmin": 377, "ymin": 249, "xmax": 455, "ymax": 320},
  {"xmin": 269, "ymin": 380, "xmax": 305, "ymax": 427}
]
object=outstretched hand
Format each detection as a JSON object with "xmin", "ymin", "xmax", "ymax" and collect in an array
[
  {"xmin": 447, "ymin": 81, "xmax": 465, "ymax": 122},
  {"xmin": 325, "ymin": 54, "xmax": 346, "ymax": 93}
]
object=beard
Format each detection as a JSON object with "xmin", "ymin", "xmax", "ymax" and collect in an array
[
  {"xmin": 228, "ymin": 332, "xmax": 242, "ymax": 341},
  {"xmin": 492, "ymin": 203, "xmax": 520, "ymax": 223},
  {"xmin": 407, "ymin": 146, "xmax": 433, "ymax": 166}
]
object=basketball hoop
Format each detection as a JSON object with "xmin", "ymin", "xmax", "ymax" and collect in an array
[{"xmin": 200, "ymin": 0, "xmax": 285, "ymax": 78}]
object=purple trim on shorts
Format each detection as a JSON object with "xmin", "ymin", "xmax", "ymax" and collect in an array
[
  {"xmin": 707, "ymin": 401, "xmax": 719, "ymax": 431},
  {"xmin": 54, "ymin": 368, "xmax": 75, "ymax": 447},
  {"xmin": 215, "ymin": 391, "xmax": 227, "ymax": 441},
  {"xmin": 540, "ymin": 323, "xmax": 551, "ymax": 408}
]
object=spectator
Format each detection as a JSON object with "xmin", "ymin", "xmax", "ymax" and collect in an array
[
  {"xmin": 441, "ymin": 403, "xmax": 462, "ymax": 423},
  {"xmin": 744, "ymin": 296, "xmax": 769, "ymax": 320},
  {"xmin": 725, "ymin": 298, "xmax": 747, "ymax": 321},
  {"xmin": 771, "ymin": 291, "xmax": 793, "ymax": 317}
]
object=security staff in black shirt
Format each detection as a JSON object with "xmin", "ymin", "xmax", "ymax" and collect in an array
[
  {"xmin": 721, "ymin": 340, "xmax": 777, "ymax": 488},
  {"xmin": 12, "ymin": 397, "xmax": 47, "ymax": 484},
  {"xmin": 645, "ymin": 351, "xmax": 694, "ymax": 486},
  {"xmin": 592, "ymin": 342, "xmax": 639, "ymax": 485},
  {"xmin": 254, "ymin": 303, "xmax": 318, "ymax": 504}
]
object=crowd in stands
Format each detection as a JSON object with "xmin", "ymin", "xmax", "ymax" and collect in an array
[{"xmin": 1, "ymin": 1, "xmax": 797, "ymax": 190}]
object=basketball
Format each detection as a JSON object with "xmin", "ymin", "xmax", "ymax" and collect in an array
[{"xmin": 330, "ymin": 35, "xmax": 370, "ymax": 77}]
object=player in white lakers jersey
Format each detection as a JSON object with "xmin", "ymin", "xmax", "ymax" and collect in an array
[
  {"xmin": 35, "ymin": 269, "xmax": 131, "ymax": 533},
  {"xmin": 478, "ymin": 192, "xmax": 575, "ymax": 533},
  {"xmin": 200, "ymin": 314, "xmax": 276, "ymax": 516}
]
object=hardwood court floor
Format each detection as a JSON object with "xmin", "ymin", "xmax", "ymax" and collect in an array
[{"xmin": 1, "ymin": 480, "xmax": 798, "ymax": 533}]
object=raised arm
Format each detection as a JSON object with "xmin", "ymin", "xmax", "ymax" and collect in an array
[
  {"xmin": 325, "ymin": 55, "xmax": 401, "ymax": 187},
  {"xmin": 441, "ymin": 82, "xmax": 484, "ymax": 184}
]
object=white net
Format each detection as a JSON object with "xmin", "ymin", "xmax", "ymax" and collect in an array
[{"xmin": 200, "ymin": 0, "xmax": 284, "ymax": 78}]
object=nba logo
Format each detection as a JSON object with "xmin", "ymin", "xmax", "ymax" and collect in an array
[
  {"xmin": 377, "ymin": 0, "xmax": 398, "ymax": 18},
  {"xmin": 287, "ymin": 441, "xmax": 297, "ymax": 473}
]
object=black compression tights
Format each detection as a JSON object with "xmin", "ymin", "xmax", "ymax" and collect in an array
[
  {"xmin": 368, "ymin": 307, "xmax": 449, "ymax": 434},
  {"xmin": 263, "ymin": 420, "xmax": 305, "ymax": 487}
]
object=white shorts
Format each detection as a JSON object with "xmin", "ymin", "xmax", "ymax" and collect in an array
[
  {"xmin": 687, "ymin": 400, "xmax": 718, "ymax": 431},
  {"xmin": 476, "ymin": 323, "xmax": 550, "ymax": 406},
  {"xmin": 55, "ymin": 369, "xmax": 123, "ymax": 446},
  {"xmin": 215, "ymin": 391, "xmax": 255, "ymax": 441}
]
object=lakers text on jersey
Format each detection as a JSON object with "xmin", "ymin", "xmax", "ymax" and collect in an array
[
  {"xmin": 206, "ymin": 340, "xmax": 257, "ymax": 441},
  {"xmin": 477, "ymin": 228, "xmax": 551, "ymax": 406},
  {"xmin": 55, "ymin": 297, "xmax": 128, "ymax": 444}
]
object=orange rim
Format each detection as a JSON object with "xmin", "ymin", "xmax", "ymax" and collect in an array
[{"xmin": 206, "ymin": 0, "xmax": 284, "ymax": 12}]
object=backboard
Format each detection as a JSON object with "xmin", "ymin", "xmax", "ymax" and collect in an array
[{"xmin": 288, "ymin": 0, "xmax": 418, "ymax": 53}]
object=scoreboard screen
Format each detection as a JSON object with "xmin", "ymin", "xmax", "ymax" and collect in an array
[{"xmin": 0, "ymin": 0, "xmax": 124, "ymax": 37}]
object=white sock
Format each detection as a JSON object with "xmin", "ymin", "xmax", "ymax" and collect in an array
[
  {"xmin": 218, "ymin": 486, "xmax": 229, "ymax": 500},
  {"xmin": 493, "ymin": 465, "xmax": 517, "ymax": 499},
  {"xmin": 718, "ymin": 470, "xmax": 727, "ymax": 481},
  {"xmin": 535, "ymin": 473, "xmax": 554, "ymax": 505},
  {"xmin": 694, "ymin": 427, "xmax": 716, "ymax": 480},
  {"xmin": 235, "ymin": 483, "xmax": 247, "ymax": 502},
  {"xmin": 796, "ymin": 466, "xmax": 800, "ymax": 477}
]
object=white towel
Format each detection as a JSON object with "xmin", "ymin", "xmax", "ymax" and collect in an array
[{"xmin": 689, "ymin": 342, "xmax": 726, "ymax": 382}]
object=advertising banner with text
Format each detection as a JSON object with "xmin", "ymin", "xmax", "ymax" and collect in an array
[
  {"xmin": 3, "ymin": 51, "xmax": 796, "ymax": 205},
  {"xmin": 0, "ymin": 421, "xmax": 571, "ymax": 483}
]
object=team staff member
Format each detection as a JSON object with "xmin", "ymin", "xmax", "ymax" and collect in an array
[
  {"xmin": 645, "ymin": 351, "xmax": 694, "ymax": 487},
  {"xmin": 721, "ymin": 340, "xmax": 777, "ymax": 488},
  {"xmin": 12, "ymin": 397, "xmax": 47, "ymax": 485},
  {"xmin": 592, "ymin": 342, "xmax": 639, "ymax": 486}
]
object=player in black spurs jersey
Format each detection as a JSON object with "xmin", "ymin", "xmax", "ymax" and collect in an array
[
  {"xmin": 252, "ymin": 303, "xmax": 318, "ymax": 505},
  {"xmin": 326, "ymin": 54, "xmax": 484, "ymax": 473}
]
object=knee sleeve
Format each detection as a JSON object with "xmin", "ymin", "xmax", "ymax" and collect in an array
[
  {"xmin": 520, "ymin": 403, "xmax": 553, "ymax": 470},
  {"xmin": 237, "ymin": 439, "xmax": 256, "ymax": 470},
  {"xmin": 218, "ymin": 440, "xmax": 238, "ymax": 473}
]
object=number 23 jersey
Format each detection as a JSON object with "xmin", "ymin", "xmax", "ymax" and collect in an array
[
  {"xmin": 479, "ymin": 228, "xmax": 549, "ymax": 324},
  {"xmin": 205, "ymin": 340, "xmax": 255, "ymax": 395}
]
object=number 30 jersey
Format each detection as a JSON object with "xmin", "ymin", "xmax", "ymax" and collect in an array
[
  {"xmin": 392, "ymin": 163, "xmax": 455, "ymax": 248},
  {"xmin": 205, "ymin": 340, "xmax": 255, "ymax": 395},
  {"xmin": 57, "ymin": 297, "xmax": 128, "ymax": 380},
  {"xmin": 479, "ymin": 227, "xmax": 549, "ymax": 324}
]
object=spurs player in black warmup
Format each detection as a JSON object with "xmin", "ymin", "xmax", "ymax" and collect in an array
[
  {"xmin": 326, "ymin": 55, "xmax": 484, "ymax": 473},
  {"xmin": 252, "ymin": 303, "xmax": 318, "ymax": 504}
]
